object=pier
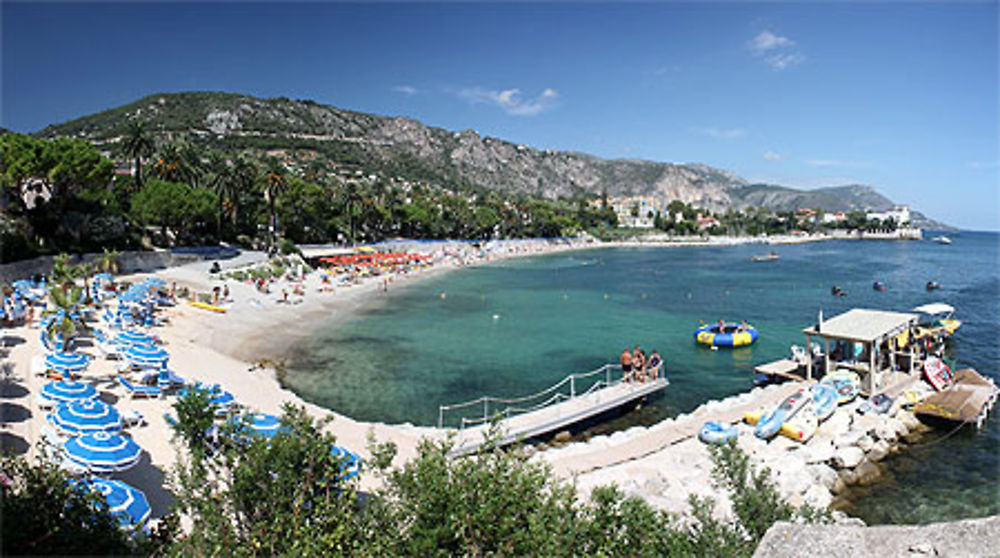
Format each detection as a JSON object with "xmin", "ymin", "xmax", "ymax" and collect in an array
[{"xmin": 439, "ymin": 363, "xmax": 668, "ymax": 455}]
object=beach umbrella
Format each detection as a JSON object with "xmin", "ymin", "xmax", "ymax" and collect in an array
[
  {"xmin": 124, "ymin": 343, "xmax": 169, "ymax": 369},
  {"xmin": 114, "ymin": 330, "xmax": 156, "ymax": 347},
  {"xmin": 330, "ymin": 446, "xmax": 362, "ymax": 481},
  {"xmin": 243, "ymin": 413, "xmax": 283, "ymax": 439},
  {"xmin": 118, "ymin": 289, "xmax": 147, "ymax": 303},
  {"xmin": 94, "ymin": 272, "xmax": 114, "ymax": 283},
  {"xmin": 63, "ymin": 432, "xmax": 142, "ymax": 473},
  {"xmin": 41, "ymin": 380, "xmax": 98, "ymax": 403},
  {"xmin": 50, "ymin": 399, "xmax": 122, "ymax": 435},
  {"xmin": 75, "ymin": 478, "xmax": 151, "ymax": 528},
  {"xmin": 44, "ymin": 351, "xmax": 91, "ymax": 376}
]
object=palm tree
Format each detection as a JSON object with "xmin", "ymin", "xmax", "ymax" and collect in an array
[
  {"xmin": 49, "ymin": 253, "xmax": 75, "ymax": 292},
  {"xmin": 121, "ymin": 121, "xmax": 155, "ymax": 188},
  {"xmin": 262, "ymin": 160, "xmax": 287, "ymax": 254},
  {"xmin": 99, "ymin": 248, "xmax": 121, "ymax": 275},
  {"xmin": 44, "ymin": 285, "xmax": 85, "ymax": 348},
  {"xmin": 228, "ymin": 155, "xmax": 257, "ymax": 228}
]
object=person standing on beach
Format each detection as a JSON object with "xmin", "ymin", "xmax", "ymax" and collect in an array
[{"xmin": 620, "ymin": 348, "xmax": 633, "ymax": 382}]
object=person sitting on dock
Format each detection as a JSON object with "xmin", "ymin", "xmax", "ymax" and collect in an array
[
  {"xmin": 646, "ymin": 350, "xmax": 662, "ymax": 381},
  {"xmin": 620, "ymin": 348, "xmax": 633, "ymax": 382}
]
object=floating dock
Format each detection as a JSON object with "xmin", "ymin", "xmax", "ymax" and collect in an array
[
  {"xmin": 440, "ymin": 363, "xmax": 668, "ymax": 456},
  {"xmin": 914, "ymin": 368, "xmax": 999, "ymax": 428}
]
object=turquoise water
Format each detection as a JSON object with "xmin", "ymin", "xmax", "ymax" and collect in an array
[{"xmin": 285, "ymin": 233, "xmax": 999, "ymax": 524}]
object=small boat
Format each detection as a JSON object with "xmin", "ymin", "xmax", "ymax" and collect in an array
[
  {"xmin": 924, "ymin": 356, "xmax": 954, "ymax": 392},
  {"xmin": 820, "ymin": 370, "xmax": 861, "ymax": 404},
  {"xmin": 925, "ymin": 281, "xmax": 942, "ymax": 291},
  {"xmin": 933, "ymin": 236, "xmax": 952, "ymax": 245},
  {"xmin": 831, "ymin": 286, "xmax": 847, "ymax": 297},
  {"xmin": 698, "ymin": 421, "xmax": 739, "ymax": 444},
  {"xmin": 754, "ymin": 387, "xmax": 809, "ymax": 440},
  {"xmin": 810, "ymin": 384, "xmax": 838, "ymax": 421},
  {"xmin": 750, "ymin": 251, "xmax": 779, "ymax": 262},
  {"xmin": 872, "ymin": 281, "xmax": 886, "ymax": 292},
  {"xmin": 912, "ymin": 303, "xmax": 962, "ymax": 338}
]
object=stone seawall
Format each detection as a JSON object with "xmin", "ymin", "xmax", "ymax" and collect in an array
[{"xmin": 0, "ymin": 247, "xmax": 238, "ymax": 284}]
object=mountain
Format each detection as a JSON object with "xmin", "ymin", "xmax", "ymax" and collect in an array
[{"xmin": 36, "ymin": 91, "xmax": 945, "ymax": 226}]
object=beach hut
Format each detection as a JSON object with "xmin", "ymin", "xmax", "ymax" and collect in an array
[
  {"xmin": 40, "ymin": 380, "xmax": 98, "ymax": 404},
  {"xmin": 63, "ymin": 432, "xmax": 142, "ymax": 473},
  {"xmin": 50, "ymin": 399, "xmax": 123, "ymax": 436},
  {"xmin": 75, "ymin": 478, "xmax": 151, "ymax": 528}
]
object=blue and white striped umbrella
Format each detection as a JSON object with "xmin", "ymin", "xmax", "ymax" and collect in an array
[
  {"xmin": 330, "ymin": 446, "xmax": 363, "ymax": 481},
  {"xmin": 143, "ymin": 277, "xmax": 167, "ymax": 288},
  {"xmin": 45, "ymin": 352, "xmax": 91, "ymax": 376},
  {"xmin": 114, "ymin": 330, "xmax": 156, "ymax": 347},
  {"xmin": 94, "ymin": 272, "xmax": 114, "ymax": 283},
  {"xmin": 245, "ymin": 413, "xmax": 283, "ymax": 438},
  {"xmin": 41, "ymin": 380, "xmax": 98, "ymax": 403},
  {"xmin": 63, "ymin": 432, "xmax": 142, "ymax": 473},
  {"xmin": 118, "ymin": 289, "xmax": 146, "ymax": 303},
  {"xmin": 50, "ymin": 399, "xmax": 122, "ymax": 435},
  {"xmin": 124, "ymin": 343, "xmax": 169, "ymax": 369},
  {"xmin": 76, "ymin": 478, "xmax": 151, "ymax": 528}
]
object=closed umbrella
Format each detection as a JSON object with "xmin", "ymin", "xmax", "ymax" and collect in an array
[
  {"xmin": 63, "ymin": 432, "xmax": 142, "ymax": 473},
  {"xmin": 50, "ymin": 399, "xmax": 122, "ymax": 435},
  {"xmin": 124, "ymin": 343, "xmax": 169, "ymax": 369},
  {"xmin": 45, "ymin": 352, "xmax": 91, "ymax": 376},
  {"xmin": 41, "ymin": 380, "xmax": 98, "ymax": 404},
  {"xmin": 76, "ymin": 478, "xmax": 151, "ymax": 528}
]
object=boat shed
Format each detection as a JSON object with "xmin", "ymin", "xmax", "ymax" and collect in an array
[{"xmin": 802, "ymin": 308, "xmax": 920, "ymax": 395}]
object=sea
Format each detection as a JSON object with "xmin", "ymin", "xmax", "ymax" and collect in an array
[{"xmin": 284, "ymin": 232, "xmax": 999, "ymax": 525}]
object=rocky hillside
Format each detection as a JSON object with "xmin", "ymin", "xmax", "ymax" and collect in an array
[{"xmin": 37, "ymin": 91, "xmax": 943, "ymax": 226}]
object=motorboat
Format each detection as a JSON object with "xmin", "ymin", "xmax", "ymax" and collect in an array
[
  {"xmin": 933, "ymin": 236, "xmax": 952, "ymax": 245},
  {"xmin": 750, "ymin": 251, "xmax": 779, "ymax": 262},
  {"xmin": 912, "ymin": 302, "xmax": 962, "ymax": 339},
  {"xmin": 926, "ymin": 281, "xmax": 943, "ymax": 291}
]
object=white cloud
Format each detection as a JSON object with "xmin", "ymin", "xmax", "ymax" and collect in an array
[
  {"xmin": 696, "ymin": 127, "xmax": 747, "ymax": 139},
  {"xmin": 763, "ymin": 151, "xmax": 784, "ymax": 161},
  {"xmin": 748, "ymin": 30, "xmax": 805, "ymax": 71},
  {"xmin": 392, "ymin": 85, "xmax": 418, "ymax": 96},
  {"xmin": 458, "ymin": 87, "xmax": 559, "ymax": 116},
  {"xmin": 748, "ymin": 30, "xmax": 794, "ymax": 54},
  {"xmin": 765, "ymin": 53, "xmax": 806, "ymax": 71}
]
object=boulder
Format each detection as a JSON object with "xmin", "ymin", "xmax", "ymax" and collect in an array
[
  {"xmin": 866, "ymin": 440, "xmax": 891, "ymax": 462},
  {"xmin": 832, "ymin": 446, "xmax": 865, "ymax": 469},
  {"xmin": 804, "ymin": 440, "xmax": 836, "ymax": 464},
  {"xmin": 853, "ymin": 460, "xmax": 881, "ymax": 486},
  {"xmin": 857, "ymin": 434, "xmax": 875, "ymax": 452},
  {"xmin": 819, "ymin": 411, "xmax": 852, "ymax": 438},
  {"xmin": 835, "ymin": 430, "xmax": 865, "ymax": 448},
  {"xmin": 802, "ymin": 483, "xmax": 833, "ymax": 509},
  {"xmin": 853, "ymin": 413, "xmax": 881, "ymax": 433},
  {"xmin": 898, "ymin": 410, "xmax": 921, "ymax": 430},
  {"xmin": 808, "ymin": 463, "xmax": 839, "ymax": 491},
  {"xmin": 889, "ymin": 417, "xmax": 909, "ymax": 437},
  {"xmin": 874, "ymin": 421, "xmax": 899, "ymax": 443},
  {"xmin": 831, "ymin": 476, "xmax": 848, "ymax": 495}
]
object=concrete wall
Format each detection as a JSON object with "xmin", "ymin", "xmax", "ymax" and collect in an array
[{"xmin": 0, "ymin": 247, "xmax": 239, "ymax": 284}]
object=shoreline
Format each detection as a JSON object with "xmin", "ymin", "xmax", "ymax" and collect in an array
[{"xmin": 1, "ymin": 234, "xmax": 953, "ymax": 524}]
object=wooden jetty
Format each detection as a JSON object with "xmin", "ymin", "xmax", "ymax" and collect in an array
[
  {"xmin": 914, "ymin": 368, "xmax": 999, "ymax": 428},
  {"xmin": 440, "ymin": 363, "xmax": 668, "ymax": 456}
]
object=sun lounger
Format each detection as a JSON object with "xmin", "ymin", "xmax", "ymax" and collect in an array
[
  {"xmin": 118, "ymin": 375, "xmax": 162, "ymax": 399},
  {"xmin": 122, "ymin": 409, "xmax": 146, "ymax": 427}
]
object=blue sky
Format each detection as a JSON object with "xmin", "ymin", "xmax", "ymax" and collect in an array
[{"xmin": 3, "ymin": 2, "xmax": 997, "ymax": 230}]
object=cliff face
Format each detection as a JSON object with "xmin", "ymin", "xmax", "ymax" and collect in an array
[{"xmin": 38, "ymin": 91, "xmax": 941, "ymax": 224}]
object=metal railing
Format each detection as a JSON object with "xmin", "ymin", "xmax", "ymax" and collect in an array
[{"xmin": 437, "ymin": 361, "xmax": 664, "ymax": 429}]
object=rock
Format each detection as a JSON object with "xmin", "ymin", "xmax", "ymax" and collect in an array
[
  {"xmin": 552, "ymin": 430, "xmax": 572, "ymax": 444},
  {"xmin": 898, "ymin": 410, "xmax": 921, "ymax": 430},
  {"xmin": 820, "ymin": 411, "xmax": 852, "ymax": 437},
  {"xmin": 835, "ymin": 430, "xmax": 865, "ymax": 448},
  {"xmin": 808, "ymin": 463, "xmax": 839, "ymax": 491},
  {"xmin": 854, "ymin": 460, "xmax": 881, "ymax": 486},
  {"xmin": 803, "ymin": 483, "xmax": 833, "ymax": 509},
  {"xmin": 857, "ymin": 434, "xmax": 875, "ymax": 452},
  {"xmin": 831, "ymin": 476, "xmax": 848, "ymax": 495},
  {"xmin": 867, "ymin": 440, "xmax": 891, "ymax": 462},
  {"xmin": 853, "ymin": 413, "xmax": 881, "ymax": 433},
  {"xmin": 832, "ymin": 446, "xmax": 865, "ymax": 469},
  {"xmin": 804, "ymin": 440, "xmax": 836, "ymax": 464},
  {"xmin": 908, "ymin": 542, "xmax": 938, "ymax": 555},
  {"xmin": 874, "ymin": 421, "xmax": 899, "ymax": 443},
  {"xmin": 890, "ymin": 417, "xmax": 909, "ymax": 437}
]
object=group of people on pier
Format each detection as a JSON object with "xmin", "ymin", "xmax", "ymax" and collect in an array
[{"xmin": 620, "ymin": 345, "xmax": 662, "ymax": 383}]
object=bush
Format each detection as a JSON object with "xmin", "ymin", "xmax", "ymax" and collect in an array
[{"xmin": 279, "ymin": 237, "xmax": 299, "ymax": 256}]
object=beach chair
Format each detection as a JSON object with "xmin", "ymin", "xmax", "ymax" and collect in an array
[
  {"xmin": 118, "ymin": 375, "xmax": 162, "ymax": 399},
  {"xmin": 157, "ymin": 368, "xmax": 186, "ymax": 392},
  {"xmin": 93, "ymin": 330, "xmax": 123, "ymax": 360},
  {"xmin": 122, "ymin": 409, "xmax": 146, "ymax": 427}
]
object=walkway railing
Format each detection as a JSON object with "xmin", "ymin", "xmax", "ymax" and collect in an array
[{"xmin": 437, "ymin": 362, "xmax": 664, "ymax": 429}]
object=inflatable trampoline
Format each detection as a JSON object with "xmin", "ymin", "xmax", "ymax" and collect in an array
[{"xmin": 694, "ymin": 322, "xmax": 758, "ymax": 348}]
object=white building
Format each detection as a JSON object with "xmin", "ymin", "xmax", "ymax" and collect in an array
[{"xmin": 866, "ymin": 205, "xmax": 911, "ymax": 225}]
